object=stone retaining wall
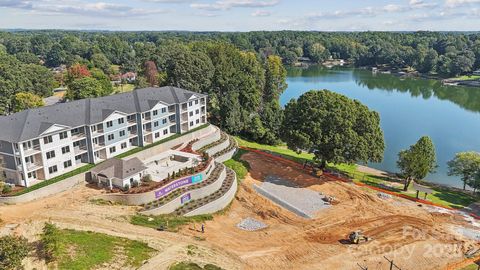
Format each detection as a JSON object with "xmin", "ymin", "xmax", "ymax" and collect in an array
[
  {"xmin": 214, "ymin": 146, "xmax": 237, "ymax": 163},
  {"xmin": 192, "ymin": 126, "xmax": 221, "ymax": 151},
  {"xmin": 0, "ymin": 173, "xmax": 86, "ymax": 204},
  {"xmin": 141, "ymin": 164, "xmax": 227, "ymax": 215},
  {"xmin": 185, "ymin": 168, "xmax": 237, "ymax": 216},
  {"xmin": 94, "ymin": 161, "xmax": 216, "ymax": 205},
  {"xmin": 205, "ymin": 136, "xmax": 230, "ymax": 157}
]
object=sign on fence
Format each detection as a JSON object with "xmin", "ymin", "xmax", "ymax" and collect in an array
[{"xmin": 154, "ymin": 174, "xmax": 203, "ymax": 198}]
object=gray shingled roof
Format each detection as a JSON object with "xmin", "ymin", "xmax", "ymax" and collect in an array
[
  {"xmin": 91, "ymin": 157, "xmax": 147, "ymax": 180},
  {"xmin": 0, "ymin": 86, "xmax": 207, "ymax": 143}
]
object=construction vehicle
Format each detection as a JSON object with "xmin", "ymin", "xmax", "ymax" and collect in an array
[{"xmin": 348, "ymin": 231, "xmax": 371, "ymax": 244}]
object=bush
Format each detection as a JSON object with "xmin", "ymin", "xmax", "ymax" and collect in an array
[
  {"xmin": 41, "ymin": 222, "xmax": 60, "ymax": 263},
  {"xmin": 0, "ymin": 235, "xmax": 30, "ymax": 270},
  {"xmin": 2, "ymin": 185, "xmax": 12, "ymax": 194},
  {"xmin": 132, "ymin": 181, "xmax": 139, "ymax": 188},
  {"xmin": 141, "ymin": 174, "xmax": 152, "ymax": 183},
  {"xmin": 123, "ymin": 184, "xmax": 130, "ymax": 192}
]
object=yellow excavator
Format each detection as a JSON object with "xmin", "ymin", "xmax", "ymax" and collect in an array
[{"xmin": 348, "ymin": 231, "xmax": 371, "ymax": 244}]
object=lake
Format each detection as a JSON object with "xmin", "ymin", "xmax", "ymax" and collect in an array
[{"xmin": 283, "ymin": 65, "xmax": 480, "ymax": 188}]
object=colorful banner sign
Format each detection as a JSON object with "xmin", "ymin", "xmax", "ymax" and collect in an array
[
  {"xmin": 181, "ymin": 193, "xmax": 191, "ymax": 204},
  {"xmin": 154, "ymin": 174, "xmax": 203, "ymax": 198}
]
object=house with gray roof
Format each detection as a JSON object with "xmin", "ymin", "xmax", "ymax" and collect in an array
[
  {"xmin": 90, "ymin": 157, "xmax": 147, "ymax": 189},
  {"xmin": 0, "ymin": 86, "xmax": 207, "ymax": 187}
]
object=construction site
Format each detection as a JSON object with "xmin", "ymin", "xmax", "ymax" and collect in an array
[{"xmin": 0, "ymin": 147, "xmax": 479, "ymax": 269}]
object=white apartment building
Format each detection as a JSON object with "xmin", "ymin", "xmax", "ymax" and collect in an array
[{"xmin": 0, "ymin": 86, "xmax": 208, "ymax": 187}]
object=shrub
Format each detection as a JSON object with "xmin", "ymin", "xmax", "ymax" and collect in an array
[
  {"xmin": 41, "ymin": 222, "xmax": 60, "ymax": 263},
  {"xmin": 123, "ymin": 184, "xmax": 130, "ymax": 192},
  {"xmin": 132, "ymin": 181, "xmax": 139, "ymax": 188},
  {"xmin": 2, "ymin": 184, "xmax": 12, "ymax": 194},
  {"xmin": 0, "ymin": 235, "xmax": 30, "ymax": 270},
  {"xmin": 142, "ymin": 174, "xmax": 152, "ymax": 183}
]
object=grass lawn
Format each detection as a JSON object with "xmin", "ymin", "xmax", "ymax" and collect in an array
[
  {"xmin": 459, "ymin": 264, "xmax": 479, "ymax": 270},
  {"xmin": 113, "ymin": 83, "xmax": 135, "ymax": 93},
  {"xmin": 50, "ymin": 229, "xmax": 155, "ymax": 270},
  {"xmin": 131, "ymin": 214, "xmax": 213, "ymax": 232},
  {"xmin": 223, "ymin": 149, "xmax": 250, "ymax": 181},
  {"xmin": 169, "ymin": 261, "xmax": 223, "ymax": 270},
  {"xmin": 450, "ymin": 75, "xmax": 480, "ymax": 81},
  {"xmin": 235, "ymin": 137, "xmax": 478, "ymax": 209}
]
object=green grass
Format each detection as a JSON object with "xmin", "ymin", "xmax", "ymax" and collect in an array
[
  {"xmin": 223, "ymin": 149, "xmax": 249, "ymax": 181},
  {"xmin": 130, "ymin": 214, "xmax": 213, "ymax": 232},
  {"xmin": 459, "ymin": 264, "xmax": 479, "ymax": 270},
  {"xmin": 169, "ymin": 262, "xmax": 223, "ymax": 270},
  {"xmin": 48, "ymin": 229, "xmax": 155, "ymax": 270},
  {"xmin": 7, "ymin": 164, "xmax": 95, "ymax": 197},
  {"xmin": 116, "ymin": 124, "xmax": 210, "ymax": 159},
  {"xmin": 235, "ymin": 136, "xmax": 478, "ymax": 208},
  {"xmin": 450, "ymin": 75, "xmax": 480, "ymax": 81},
  {"xmin": 113, "ymin": 83, "xmax": 135, "ymax": 93}
]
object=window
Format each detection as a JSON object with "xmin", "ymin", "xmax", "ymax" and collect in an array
[
  {"xmin": 189, "ymin": 111, "xmax": 193, "ymax": 117},
  {"xmin": 196, "ymin": 119, "xmax": 200, "ymax": 124},
  {"xmin": 195, "ymin": 100, "xmax": 199, "ymax": 105},
  {"xmin": 196, "ymin": 109, "xmax": 199, "ymax": 115},
  {"xmin": 91, "ymin": 126, "xmax": 97, "ymax": 132},
  {"xmin": 118, "ymin": 118, "xmax": 124, "ymax": 125},
  {"xmin": 46, "ymin": 150, "xmax": 55, "ymax": 159},
  {"xmin": 48, "ymin": 165, "xmax": 58, "ymax": 174},
  {"xmin": 43, "ymin": 136, "xmax": 53, "ymax": 144},
  {"xmin": 64, "ymin": 160, "xmax": 72, "ymax": 168},
  {"xmin": 121, "ymin": 142, "xmax": 127, "ymax": 149},
  {"xmin": 61, "ymin": 146, "xmax": 70, "ymax": 154},
  {"xmin": 25, "ymin": 156, "xmax": 33, "ymax": 164},
  {"xmin": 155, "ymin": 132, "xmax": 160, "ymax": 138},
  {"xmin": 28, "ymin": 171, "xmax": 36, "ymax": 178},
  {"xmin": 189, "ymin": 101, "xmax": 193, "ymax": 106},
  {"xmin": 59, "ymin": 131, "xmax": 68, "ymax": 140},
  {"xmin": 190, "ymin": 121, "xmax": 193, "ymax": 127},
  {"xmin": 75, "ymin": 155, "xmax": 81, "ymax": 161},
  {"xmin": 163, "ymin": 129, "xmax": 168, "ymax": 135},
  {"xmin": 108, "ymin": 134, "xmax": 115, "ymax": 141},
  {"xmin": 154, "ymin": 121, "xmax": 159, "ymax": 127},
  {"xmin": 109, "ymin": 147, "xmax": 116, "ymax": 154},
  {"xmin": 106, "ymin": 121, "xmax": 113, "ymax": 128},
  {"xmin": 161, "ymin": 108, "xmax": 166, "ymax": 113},
  {"xmin": 162, "ymin": 118, "xmax": 167, "ymax": 124},
  {"xmin": 119, "ymin": 130, "xmax": 126, "ymax": 137},
  {"xmin": 153, "ymin": 110, "xmax": 158, "ymax": 116}
]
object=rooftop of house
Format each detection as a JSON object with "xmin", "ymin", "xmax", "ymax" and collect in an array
[
  {"xmin": 91, "ymin": 157, "xmax": 147, "ymax": 181},
  {"xmin": 0, "ymin": 86, "xmax": 207, "ymax": 143}
]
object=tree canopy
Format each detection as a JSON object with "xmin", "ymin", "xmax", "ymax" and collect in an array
[
  {"xmin": 281, "ymin": 90, "xmax": 385, "ymax": 168},
  {"xmin": 447, "ymin": 151, "xmax": 480, "ymax": 191},
  {"xmin": 397, "ymin": 136, "xmax": 437, "ymax": 191}
]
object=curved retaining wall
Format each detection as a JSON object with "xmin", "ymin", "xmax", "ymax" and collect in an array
[
  {"xmin": 141, "ymin": 164, "xmax": 227, "ymax": 215},
  {"xmin": 214, "ymin": 145, "xmax": 237, "ymax": 163},
  {"xmin": 185, "ymin": 168, "xmax": 237, "ymax": 217},
  {"xmin": 192, "ymin": 126, "xmax": 221, "ymax": 151},
  {"xmin": 205, "ymin": 135, "xmax": 230, "ymax": 157},
  {"xmin": 0, "ymin": 173, "xmax": 86, "ymax": 204},
  {"xmin": 93, "ymin": 161, "xmax": 216, "ymax": 205}
]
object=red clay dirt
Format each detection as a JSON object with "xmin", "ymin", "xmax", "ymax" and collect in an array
[{"xmin": 181, "ymin": 151, "xmax": 479, "ymax": 270}]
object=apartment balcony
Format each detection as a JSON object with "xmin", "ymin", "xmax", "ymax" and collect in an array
[
  {"xmin": 201, "ymin": 99, "xmax": 206, "ymax": 105},
  {"xmin": 181, "ymin": 104, "xmax": 188, "ymax": 112},
  {"xmin": 25, "ymin": 162, "xmax": 43, "ymax": 172},
  {"xmin": 91, "ymin": 129, "xmax": 104, "ymax": 137},
  {"xmin": 71, "ymin": 133, "xmax": 86, "ymax": 141},
  {"xmin": 74, "ymin": 145, "xmax": 88, "ymax": 155},
  {"xmin": 93, "ymin": 142, "xmax": 105, "ymax": 150},
  {"xmin": 127, "ymin": 119, "xmax": 137, "ymax": 126},
  {"xmin": 180, "ymin": 113, "xmax": 188, "ymax": 122},
  {"xmin": 23, "ymin": 145, "xmax": 41, "ymax": 156},
  {"xmin": 168, "ymin": 106, "xmax": 176, "ymax": 113}
]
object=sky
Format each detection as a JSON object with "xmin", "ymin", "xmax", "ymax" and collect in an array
[{"xmin": 0, "ymin": 0, "xmax": 479, "ymax": 31}]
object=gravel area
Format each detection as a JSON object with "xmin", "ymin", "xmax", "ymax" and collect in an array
[
  {"xmin": 455, "ymin": 226, "xmax": 480, "ymax": 241},
  {"xmin": 255, "ymin": 175, "xmax": 330, "ymax": 218},
  {"xmin": 236, "ymin": 218, "xmax": 268, "ymax": 231}
]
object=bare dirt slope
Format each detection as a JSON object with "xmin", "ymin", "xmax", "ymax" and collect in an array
[
  {"xmin": 181, "ymin": 151, "xmax": 479, "ymax": 270},
  {"xmin": 0, "ymin": 185, "xmax": 242, "ymax": 270}
]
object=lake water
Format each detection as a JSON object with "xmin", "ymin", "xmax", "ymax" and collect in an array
[{"xmin": 283, "ymin": 66, "xmax": 480, "ymax": 188}]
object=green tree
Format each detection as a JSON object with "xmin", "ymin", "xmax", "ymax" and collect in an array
[
  {"xmin": 13, "ymin": 92, "xmax": 44, "ymax": 112},
  {"xmin": 67, "ymin": 77, "xmax": 104, "ymax": 100},
  {"xmin": 0, "ymin": 235, "xmax": 30, "ymax": 270},
  {"xmin": 41, "ymin": 222, "xmax": 60, "ymax": 263},
  {"xmin": 447, "ymin": 151, "xmax": 480, "ymax": 190},
  {"xmin": 281, "ymin": 90, "xmax": 385, "ymax": 169},
  {"xmin": 397, "ymin": 136, "xmax": 437, "ymax": 191},
  {"xmin": 90, "ymin": 53, "xmax": 111, "ymax": 75}
]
